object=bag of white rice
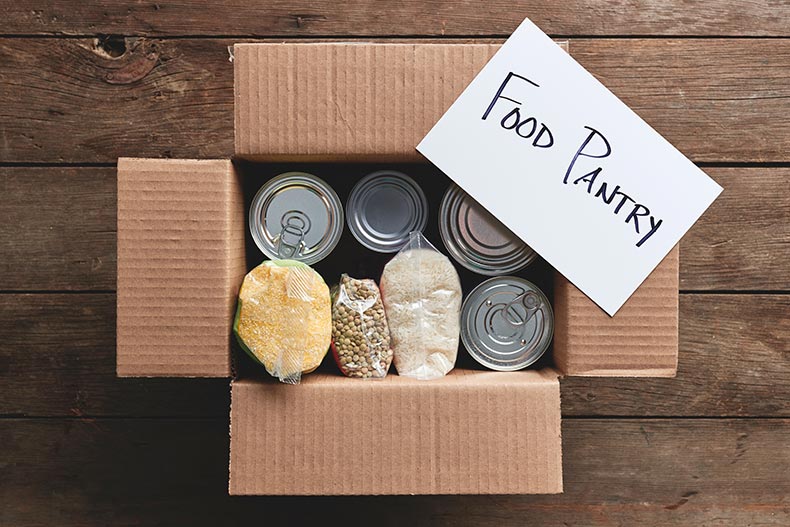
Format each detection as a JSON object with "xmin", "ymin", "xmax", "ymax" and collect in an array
[{"xmin": 380, "ymin": 232, "xmax": 462, "ymax": 380}]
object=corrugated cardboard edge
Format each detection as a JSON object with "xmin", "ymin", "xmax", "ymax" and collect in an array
[
  {"xmin": 553, "ymin": 246, "xmax": 680, "ymax": 377},
  {"xmin": 229, "ymin": 369, "xmax": 562, "ymax": 496},
  {"xmin": 233, "ymin": 41, "xmax": 568, "ymax": 162},
  {"xmin": 116, "ymin": 158, "xmax": 246, "ymax": 377}
]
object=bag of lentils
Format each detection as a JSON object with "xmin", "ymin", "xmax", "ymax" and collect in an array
[
  {"xmin": 380, "ymin": 232, "xmax": 462, "ymax": 380},
  {"xmin": 330, "ymin": 274, "xmax": 393, "ymax": 378}
]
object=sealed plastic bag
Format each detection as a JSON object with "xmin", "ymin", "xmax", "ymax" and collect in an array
[
  {"xmin": 234, "ymin": 260, "xmax": 331, "ymax": 384},
  {"xmin": 380, "ymin": 232, "xmax": 462, "ymax": 380},
  {"xmin": 330, "ymin": 275, "xmax": 392, "ymax": 378}
]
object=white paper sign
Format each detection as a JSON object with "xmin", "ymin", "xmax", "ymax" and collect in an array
[{"xmin": 417, "ymin": 18, "xmax": 722, "ymax": 316}]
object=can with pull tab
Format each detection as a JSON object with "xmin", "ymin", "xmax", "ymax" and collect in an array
[
  {"xmin": 249, "ymin": 172, "xmax": 344, "ymax": 265},
  {"xmin": 461, "ymin": 276, "xmax": 553, "ymax": 371}
]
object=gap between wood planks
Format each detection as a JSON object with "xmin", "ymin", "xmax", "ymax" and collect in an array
[
  {"xmin": 4, "ymin": 0, "xmax": 790, "ymax": 39},
  {"xmin": 2, "ymin": 162, "xmax": 790, "ymax": 168},
  {"xmin": 2, "ymin": 33, "xmax": 790, "ymax": 39}
]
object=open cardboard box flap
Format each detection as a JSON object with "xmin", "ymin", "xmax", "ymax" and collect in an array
[
  {"xmin": 116, "ymin": 158, "xmax": 246, "ymax": 377},
  {"xmin": 116, "ymin": 41, "xmax": 678, "ymax": 495},
  {"xmin": 230, "ymin": 369, "xmax": 562, "ymax": 495}
]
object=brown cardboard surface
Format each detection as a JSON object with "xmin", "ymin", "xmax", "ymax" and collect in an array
[
  {"xmin": 553, "ymin": 246, "xmax": 680, "ymax": 377},
  {"xmin": 236, "ymin": 43, "xmax": 485, "ymax": 161},
  {"xmin": 229, "ymin": 368, "xmax": 562, "ymax": 495},
  {"xmin": 235, "ymin": 41, "xmax": 568, "ymax": 161},
  {"xmin": 116, "ymin": 158, "xmax": 246, "ymax": 377}
]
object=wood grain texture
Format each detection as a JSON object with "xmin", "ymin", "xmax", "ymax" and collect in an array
[
  {"xmin": 562, "ymin": 294, "xmax": 790, "ymax": 417},
  {"xmin": 2, "ymin": 168, "xmax": 787, "ymax": 292},
  {"xmin": 2, "ymin": 1, "xmax": 789, "ymax": 37},
  {"xmin": 0, "ymin": 38, "xmax": 230, "ymax": 164},
  {"xmin": 681, "ymin": 168, "xmax": 790, "ymax": 291},
  {"xmin": 2, "ymin": 418, "xmax": 788, "ymax": 525},
  {"xmin": 0, "ymin": 294, "xmax": 229, "ymax": 418},
  {"xmin": 1, "ymin": 38, "xmax": 788, "ymax": 163},
  {"xmin": 0, "ymin": 168, "xmax": 116, "ymax": 290},
  {"xmin": 1, "ymin": 293, "xmax": 786, "ymax": 418}
]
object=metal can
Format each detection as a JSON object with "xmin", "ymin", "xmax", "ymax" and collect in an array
[
  {"xmin": 440, "ymin": 184, "xmax": 536, "ymax": 275},
  {"xmin": 461, "ymin": 276, "xmax": 553, "ymax": 371},
  {"xmin": 346, "ymin": 170, "xmax": 428, "ymax": 253},
  {"xmin": 249, "ymin": 172, "xmax": 343, "ymax": 265}
]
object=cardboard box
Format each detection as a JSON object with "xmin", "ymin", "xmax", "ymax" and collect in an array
[{"xmin": 117, "ymin": 42, "xmax": 679, "ymax": 495}]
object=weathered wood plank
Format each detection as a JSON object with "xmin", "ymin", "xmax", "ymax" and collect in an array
[
  {"xmin": 1, "ymin": 293, "xmax": 787, "ymax": 417},
  {"xmin": 2, "ymin": 418, "xmax": 788, "ymax": 525},
  {"xmin": 571, "ymin": 39, "xmax": 790, "ymax": 165},
  {"xmin": 562, "ymin": 294, "xmax": 790, "ymax": 417},
  {"xmin": 0, "ymin": 38, "xmax": 230, "ymax": 164},
  {"xmin": 0, "ymin": 38, "xmax": 788, "ymax": 163},
  {"xmin": 2, "ymin": 167, "xmax": 787, "ymax": 292},
  {"xmin": 2, "ymin": 1, "xmax": 789, "ymax": 37},
  {"xmin": 0, "ymin": 168, "xmax": 116, "ymax": 290},
  {"xmin": 0, "ymin": 294, "xmax": 229, "ymax": 418},
  {"xmin": 681, "ymin": 168, "xmax": 790, "ymax": 291}
]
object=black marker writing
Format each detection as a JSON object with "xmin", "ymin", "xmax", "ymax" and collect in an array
[
  {"xmin": 636, "ymin": 217, "xmax": 663, "ymax": 248},
  {"xmin": 482, "ymin": 72, "xmax": 539, "ymax": 120},
  {"xmin": 613, "ymin": 192, "xmax": 635, "ymax": 214},
  {"xmin": 482, "ymin": 74, "xmax": 665, "ymax": 248},
  {"xmin": 595, "ymin": 181, "xmax": 619, "ymax": 204},
  {"xmin": 483, "ymin": 72, "xmax": 554, "ymax": 149},
  {"xmin": 564, "ymin": 126, "xmax": 611, "ymax": 184},
  {"xmin": 565, "ymin": 127, "xmax": 664, "ymax": 247}
]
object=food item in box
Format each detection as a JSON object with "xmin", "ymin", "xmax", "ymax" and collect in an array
[
  {"xmin": 461, "ymin": 276, "xmax": 553, "ymax": 371},
  {"xmin": 440, "ymin": 183, "xmax": 536, "ymax": 275},
  {"xmin": 234, "ymin": 260, "xmax": 331, "ymax": 384},
  {"xmin": 330, "ymin": 274, "xmax": 392, "ymax": 378},
  {"xmin": 249, "ymin": 172, "xmax": 344, "ymax": 265},
  {"xmin": 346, "ymin": 170, "xmax": 428, "ymax": 253},
  {"xmin": 380, "ymin": 232, "xmax": 462, "ymax": 380}
]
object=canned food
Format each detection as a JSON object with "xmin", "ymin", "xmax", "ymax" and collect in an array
[
  {"xmin": 440, "ymin": 184, "xmax": 536, "ymax": 275},
  {"xmin": 346, "ymin": 170, "xmax": 428, "ymax": 253},
  {"xmin": 461, "ymin": 276, "xmax": 553, "ymax": 371},
  {"xmin": 249, "ymin": 172, "xmax": 343, "ymax": 265}
]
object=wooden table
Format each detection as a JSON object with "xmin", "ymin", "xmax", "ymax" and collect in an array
[{"xmin": 1, "ymin": 3, "xmax": 788, "ymax": 525}]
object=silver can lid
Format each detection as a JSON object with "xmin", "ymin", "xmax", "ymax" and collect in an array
[
  {"xmin": 346, "ymin": 170, "xmax": 428, "ymax": 253},
  {"xmin": 461, "ymin": 277, "xmax": 553, "ymax": 371},
  {"xmin": 440, "ymin": 184, "xmax": 537, "ymax": 276},
  {"xmin": 249, "ymin": 172, "xmax": 343, "ymax": 265}
]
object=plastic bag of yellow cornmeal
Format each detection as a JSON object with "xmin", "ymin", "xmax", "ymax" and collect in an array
[{"xmin": 234, "ymin": 260, "xmax": 331, "ymax": 384}]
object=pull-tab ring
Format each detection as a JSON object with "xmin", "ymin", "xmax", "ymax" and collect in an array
[
  {"xmin": 503, "ymin": 291, "xmax": 541, "ymax": 327},
  {"xmin": 275, "ymin": 216, "xmax": 306, "ymax": 259}
]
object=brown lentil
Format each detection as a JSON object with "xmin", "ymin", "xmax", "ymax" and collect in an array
[{"xmin": 331, "ymin": 274, "xmax": 392, "ymax": 378}]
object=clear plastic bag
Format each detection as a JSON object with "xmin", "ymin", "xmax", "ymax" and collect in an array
[
  {"xmin": 380, "ymin": 232, "xmax": 462, "ymax": 380},
  {"xmin": 330, "ymin": 275, "xmax": 392, "ymax": 378},
  {"xmin": 234, "ymin": 260, "xmax": 331, "ymax": 384}
]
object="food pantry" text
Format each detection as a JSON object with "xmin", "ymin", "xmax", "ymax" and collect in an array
[{"xmin": 482, "ymin": 72, "xmax": 664, "ymax": 248}]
